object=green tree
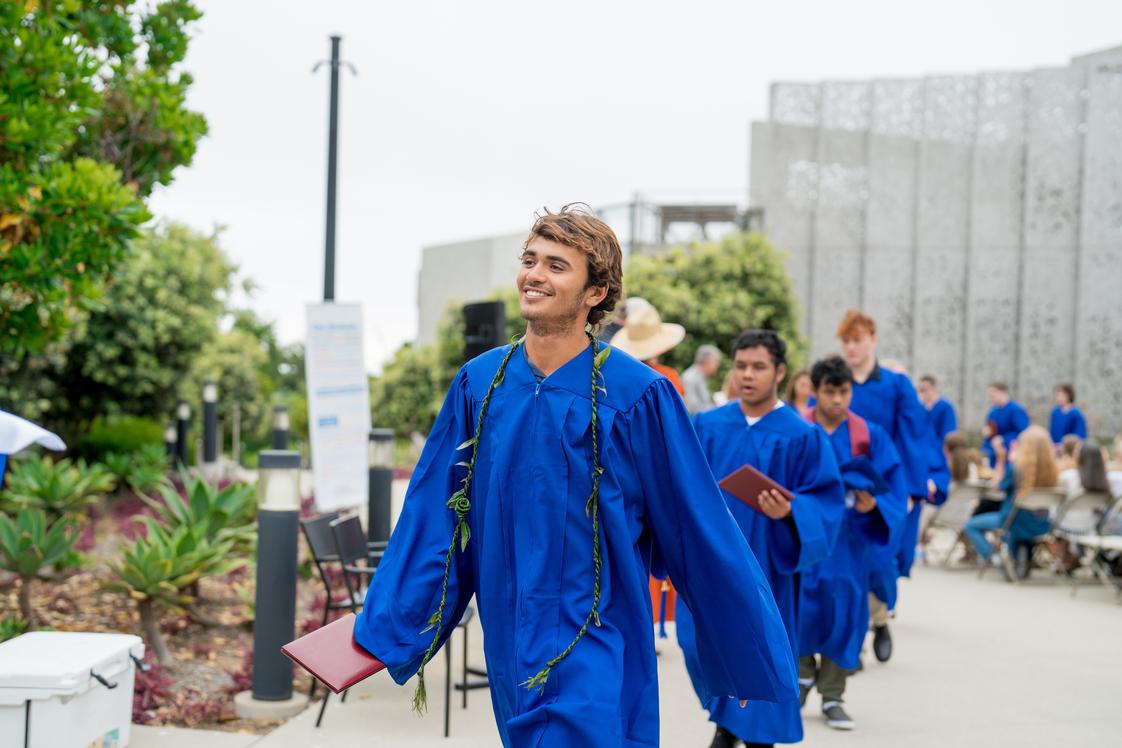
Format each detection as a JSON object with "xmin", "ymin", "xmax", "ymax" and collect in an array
[
  {"xmin": 0, "ymin": 223, "xmax": 236, "ymax": 435},
  {"xmin": 369, "ymin": 343, "xmax": 441, "ymax": 437},
  {"xmin": 0, "ymin": 0, "xmax": 206, "ymax": 356},
  {"xmin": 625, "ymin": 232, "xmax": 805, "ymax": 375}
]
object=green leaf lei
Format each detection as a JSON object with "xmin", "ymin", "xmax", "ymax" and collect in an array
[{"xmin": 412, "ymin": 333, "xmax": 610, "ymax": 713}]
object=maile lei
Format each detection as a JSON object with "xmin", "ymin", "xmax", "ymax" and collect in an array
[{"xmin": 412, "ymin": 332, "xmax": 610, "ymax": 713}]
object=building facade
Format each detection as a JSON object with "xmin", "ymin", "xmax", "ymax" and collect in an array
[{"xmin": 749, "ymin": 45, "xmax": 1122, "ymax": 434}]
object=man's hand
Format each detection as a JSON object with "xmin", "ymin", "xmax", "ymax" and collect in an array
[
  {"xmin": 854, "ymin": 490, "xmax": 877, "ymax": 514},
  {"xmin": 927, "ymin": 478, "xmax": 936, "ymax": 499},
  {"xmin": 758, "ymin": 489, "xmax": 792, "ymax": 519},
  {"xmin": 739, "ymin": 699, "xmax": 748, "ymax": 708}
]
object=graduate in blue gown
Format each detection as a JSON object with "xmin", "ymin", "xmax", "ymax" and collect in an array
[
  {"xmin": 676, "ymin": 330, "xmax": 845, "ymax": 748},
  {"xmin": 796, "ymin": 356, "xmax": 907, "ymax": 732},
  {"xmin": 982, "ymin": 382, "xmax": 1030, "ymax": 465},
  {"xmin": 836, "ymin": 311, "xmax": 930, "ymax": 663},
  {"xmin": 354, "ymin": 206, "xmax": 796, "ymax": 748},
  {"xmin": 1049, "ymin": 384, "xmax": 1088, "ymax": 445}
]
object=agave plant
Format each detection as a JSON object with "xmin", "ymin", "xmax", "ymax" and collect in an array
[
  {"xmin": 105, "ymin": 519, "xmax": 244, "ymax": 666},
  {"xmin": 143, "ymin": 473, "xmax": 257, "ymax": 554},
  {"xmin": 103, "ymin": 446, "xmax": 169, "ymax": 496},
  {"xmin": 1, "ymin": 456, "xmax": 116, "ymax": 521},
  {"xmin": 0, "ymin": 616, "xmax": 30, "ymax": 643},
  {"xmin": 0, "ymin": 508, "xmax": 80, "ymax": 623}
]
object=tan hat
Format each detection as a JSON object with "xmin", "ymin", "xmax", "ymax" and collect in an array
[{"xmin": 610, "ymin": 304, "xmax": 685, "ymax": 361}]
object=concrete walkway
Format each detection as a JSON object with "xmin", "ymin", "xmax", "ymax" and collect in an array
[{"xmin": 135, "ymin": 561, "xmax": 1122, "ymax": 747}]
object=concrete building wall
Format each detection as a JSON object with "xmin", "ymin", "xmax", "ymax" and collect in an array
[
  {"xmin": 416, "ymin": 233, "xmax": 524, "ymax": 346},
  {"xmin": 750, "ymin": 46, "xmax": 1122, "ymax": 435}
]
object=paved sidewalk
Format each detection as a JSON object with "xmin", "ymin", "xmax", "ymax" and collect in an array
[{"xmin": 136, "ymin": 560, "xmax": 1122, "ymax": 747}]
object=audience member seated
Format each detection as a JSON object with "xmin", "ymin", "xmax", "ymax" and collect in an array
[
  {"xmin": 963, "ymin": 426, "xmax": 1058, "ymax": 567},
  {"xmin": 944, "ymin": 431, "xmax": 984, "ymax": 485},
  {"xmin": 1058, "ymin": 437, "xmax": 1084, "ymax": 498}
]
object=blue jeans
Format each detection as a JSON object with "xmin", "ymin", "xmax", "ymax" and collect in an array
[{"xmin": 964, "ymin": 511, "xmax": 1003, "ymax": 559}]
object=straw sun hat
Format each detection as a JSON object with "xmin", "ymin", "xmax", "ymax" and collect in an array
[{"xmin": 610, "ymin": 304, "xmax": 685, "ymax": 361}]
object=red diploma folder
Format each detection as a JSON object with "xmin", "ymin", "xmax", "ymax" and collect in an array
[
  {"xmin": 718, "ymin": 464, "xmax": 794, "ymax": 514},
  {"xmin": 281, "ymin": 613, "xmax": 386, "ymax": 694}
]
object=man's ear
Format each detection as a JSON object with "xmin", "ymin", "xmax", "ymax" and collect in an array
[
  {"xmin": 584, "ymin": 284, "xmax": 608, "ymax": 309},
  {"xmin": 776, "ymin": 362, "xmax": 787, "ymax": 384}
]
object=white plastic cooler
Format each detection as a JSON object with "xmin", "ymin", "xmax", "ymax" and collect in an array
[{"xmin": 0, "ymin": 631, "xmax": 145, "ymax": 748}]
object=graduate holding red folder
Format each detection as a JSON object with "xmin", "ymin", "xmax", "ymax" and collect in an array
[
  {"xmin": 677, "ymin": 330, "xmax": 845, "ymax": 748},
  {"xmin": 345, "ymin": 207, "xmax": 796, "ymax": 748}
]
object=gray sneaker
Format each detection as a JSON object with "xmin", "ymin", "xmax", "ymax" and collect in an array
[{"xmin": 822, "ymin": 701, "xmax": 856, "ymax": 730}]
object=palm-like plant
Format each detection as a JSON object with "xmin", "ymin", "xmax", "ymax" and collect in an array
[
  {"xmin": 144, "ymin": 474, "xmax": 257, "ymax": 553},
  {"xmin": 0, "ymin": 508, "xmax": 80, "ymax": 623},
  {"xmin": 1, "ymin": 457, "xmax": 116, "ymax": 521},
  {"xmin": 104, "ymin": 445, "xmax": 169, "ymax": 496},
  {"xmin": 104, "ymin": 519, "xmax": 243, "ymax": 666}
]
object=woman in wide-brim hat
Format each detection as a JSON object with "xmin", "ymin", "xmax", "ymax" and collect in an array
[{"xmin": 610, "ymin": 303, "xmax": 686, "ymax": 365}]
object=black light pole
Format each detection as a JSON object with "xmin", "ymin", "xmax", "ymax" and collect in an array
[
  {"xmin": 202, "ymin": 381, "xmax": 218, "ymax": 467},
  {"xmin": 271, "ymin": 406, "xmax": 290, "ymax": 450},
  {"xmin": 314, "ymin": 36, "xmax": 356, "ymax": 303},
  {"xmin": 251, "ymin": 450, "xmax": 302, "ymax": 701},
  {"xmin": 164, "ymin": 423, "xmax": 177, "ymax": 461},
  {"xmin": 175, "ymin": 402, "xmax": 191, "ymax": 467},
  {"xmin": 367, "ymin": 429, "xmax": 395, "ymax": 547}
]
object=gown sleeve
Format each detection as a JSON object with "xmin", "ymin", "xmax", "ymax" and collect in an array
[
  {"xmin": 354, "ymin": 370, "xmax": 477, "ymax": 685},
  {"xmin": 857, "ymin": 427, "xmax": 909, "ymax": 549},
  {"xmin": 895, "ymin": 376, "xmax": 934, "ymax": 497},
  {"xmin": 1073, "ymin": 409, "xmax": 1088, "ymax": 439},
  {"xmin": 627, "ymin": 380, "xmax": 797, "ymax": 704},
  {"xmin": 767, "ymin": 425, "xmax": 846, "ymax": 575}
]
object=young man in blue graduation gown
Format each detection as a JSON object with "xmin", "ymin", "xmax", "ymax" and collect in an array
[
  {"xmin": 354, "ymin": 206, "xmax": 797, "ymax": 748},
  {"xmin": 797, "ymin": 356, "xmax": 907, "ymax": 732},
  {"xmin": 1049, "ymin": 384, "xmax": 1088, "ymax": 446},
  {"xmin": 917, "ymin": 374, "xmax": 958, "ymax": 445},
  {"xmin": 836, "ymin": 310, "xmax": 929, "ymax": 664},
  {"xmin": 982, "ymin": 382, "xmax": 1029, "ymax": 465},
  {"xmin": 677, "ymin": 329, "xmax": 845, "ymax": 748}
]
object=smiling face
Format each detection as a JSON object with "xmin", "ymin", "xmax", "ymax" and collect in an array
[
  {"xmin": 734, "ymin": 346, "xmax": 785, "ymax": 410},
  {"xmin": 517, "ymin": 237, "xmax": 607, "ymax": 334}
]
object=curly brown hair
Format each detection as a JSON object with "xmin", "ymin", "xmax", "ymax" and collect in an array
[{"xmin": 523, "ymin": 204, "xmax": 623, "ymax": 328}]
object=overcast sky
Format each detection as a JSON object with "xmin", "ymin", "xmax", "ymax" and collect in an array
[{"xmin": 146, "ymin": 0, "xmax": 1122, "ymax": 372}]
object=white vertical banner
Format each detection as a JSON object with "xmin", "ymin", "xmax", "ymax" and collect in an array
[{"xmin": 305, "ymin": 303, "xmax": 372, "ymax": 511}]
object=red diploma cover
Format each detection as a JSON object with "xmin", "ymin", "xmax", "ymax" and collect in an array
[
  {"xmin": 718, "ymin": 464, "xmax": 794, "ymax": 514},
  {"xmin": 281, "ymin": 613, "xmax": 386, "ymax": 693}
]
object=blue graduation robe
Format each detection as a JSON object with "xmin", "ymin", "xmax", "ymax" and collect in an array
[
  {"xmin": 798, "ymin": 419, "xmax": 908, "ymax": 669},
  {"xmin": 1049, "ymin": 406, "xmax": 1088, "ymax": 444},
  {"xmin": 851, "ymin": 364, "xmax": 930, "ymax": 607},
  {"xmin": 982, "ymin": 400, "xmax": 1030, "ymax": 464},
  {"xmin": 354, "ymin": 344, "xmax": 796, "ymax": 748},
  {"xmin": 927, "ymin": 398, "xmax": 958, "ymax": 445},
  {"xmin": 676, "ymin": 402, "xmax": 845, "ymax": 745}
]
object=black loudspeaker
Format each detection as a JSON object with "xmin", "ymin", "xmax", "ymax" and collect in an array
[{"xmin": 463, "ymin": 301, "xmax": 506, "ymax": 363}]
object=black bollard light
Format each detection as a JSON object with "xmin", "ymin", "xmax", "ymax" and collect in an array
[
  {"xmin": 164, "ymin": 423, "xmax": 177, "ymax": 461},
  {"xmin": 271, "ymin": 405, "xmax": 290, "ymax": 450},
  {"xmin": 367, "ymin": 428, "xmax": 395, "ymax": 547},
  {"xmin": 175, "ymin": 402, "xmax": 191, "ymax": 467},
  {"xmin": 203, "ymin": 381, "xmax": 218, "ymax": 467},
  {"xmin": 251, "ymin": 450, "xmax": 301, "ymax": 701}
]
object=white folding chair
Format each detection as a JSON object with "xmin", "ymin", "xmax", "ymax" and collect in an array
[
  {"xmin": 928, "ymin": 483, "xmax": 980, "ymax": 566},
  {"xmin": 1071, "ymin": 496, "xmax": 1122, "ymax": 601}
]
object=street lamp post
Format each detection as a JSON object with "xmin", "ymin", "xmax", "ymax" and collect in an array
[
  {"xmin": 203, "ymin": 382, "xmax": 218, "ymax": 471},
  {"xmin": 175, "ymin": 402, "xmax": 190, "ymax": 467},
  {"xmin": 271, "ymin": 406, "xmax": 290, "ymax": 450},
  {"xmin": 367, "ymin": 428, "xmax": 394, "ymax": 547}
]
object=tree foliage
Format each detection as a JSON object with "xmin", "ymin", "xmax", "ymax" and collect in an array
[
  {"xmin": 0, "ymin": 0, "xmax": 206, "ymax": 355},
  {"xmin": 625, "ymin": 232, "xmax": 806, "ymax": 375}
]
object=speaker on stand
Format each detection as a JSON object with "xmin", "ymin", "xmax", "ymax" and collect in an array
[{"xmin": 462, "ymin": 301, "xmax": 506, "ymax": 364}]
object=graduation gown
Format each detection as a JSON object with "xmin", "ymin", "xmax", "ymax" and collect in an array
[
  {"xmin": 982, "ymin": 400, "xmax": 1030, "ymax": 464},
  {"xmin": 354, "ymin": 344, "xmax": 796, "ymax": 748},
  {"xmin": 798, "ymin": 419, "xmax": 908, "ymax": 669},
  {"xmin": 851, "ymin": 364, "xmax": 930, "ymax": 606},
  {"xmin": 1049, "ymin": 406, "xmax": 1088, "ymax": 444},
  {"xmin": 676, "ymin": 402, "xmax": 845, "ymax": 745}
]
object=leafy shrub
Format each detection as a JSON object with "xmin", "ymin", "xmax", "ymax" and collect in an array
[
  {"xmin": 1, "ymin": 456, "xmax": 115, "ymax": 521},
  {"xmin": 0, "ymin": 616, "xmax": 29, "ymax": 643},
  {"xmin": 76, "ymin": 416, "xmax": 165, "ymax": 461},
  {"xmin": 144, "ymin": 473, "xmax": 257, "ymax": 554},
  {"xmin": 105, "ymin": 518, "xmax": 243, "ymax": 665},
  {"xmin": 0, "ymin": 508, "xmax": 80, "ymax": 622},
  {"xmin": 104, "ymin": 444, "xmax": 169, "ymax": 496}
]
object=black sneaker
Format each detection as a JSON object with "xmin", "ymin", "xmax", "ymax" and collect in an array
[
  {"xmin": 822, "ymin": 701, "xmax": 856, "ymax": 730},
  {"xmin": 708, "ymin": 725, "xmax": 741, "ymax": 748},
  {"xmin": 798, "ymin": 679, "xmax": 814, "ymax": 707},
  {"xmin": 872, "ymin": 624, "xmax": 892, "ymax": 662}
]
